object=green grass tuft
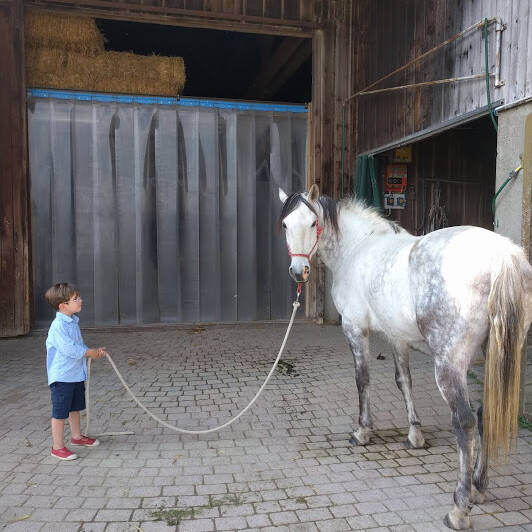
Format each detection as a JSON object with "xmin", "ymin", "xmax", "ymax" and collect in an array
[
  {"xmin": 518, "ymin": 415, "xmax": 532, "ymax": 431},
  {"xmin": 150, "ymin": 507, "xmax": 195, "ymax": 526},
  {"xmin": 150, "ymin": 493, "xmax": 246, "ymax": 526}
]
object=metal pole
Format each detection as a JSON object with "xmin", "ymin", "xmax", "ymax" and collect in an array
[
  {"xmin": 519, "ymin": 114, "xmax": 532, "ymax": 417},
  {"xmin": 344, "ymin": 17, "xmax": 497, "ymax": 104},
  {"xmin": 356, "ymin": 74, "xmax": 488, "ymax": 96}
]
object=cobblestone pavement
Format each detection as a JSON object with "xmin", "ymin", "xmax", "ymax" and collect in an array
[{"xmin": 1, "ymin": 321, "xmax": 531, "ymax": 532}]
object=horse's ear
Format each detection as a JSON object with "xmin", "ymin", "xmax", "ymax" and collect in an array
[
  {"xmin": 279, "ymin": 187, "xmax": 288, "ymax": 204},
  {"xmin": 308, "ymin": 183, "xmax": 319, "ymax": 203}
]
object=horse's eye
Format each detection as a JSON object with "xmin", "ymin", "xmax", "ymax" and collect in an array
[
  {"xmin": 311, "ymin": 221, "xmax": 316, "ymax": 227},
  {"xmin": 282, "ymin": 222, "xmax": 287, "ymax": 229}
]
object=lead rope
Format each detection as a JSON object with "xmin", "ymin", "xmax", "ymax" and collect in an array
[{"xmin": 85, "ymin": 286, "xmax": 302, "ymax": 437}]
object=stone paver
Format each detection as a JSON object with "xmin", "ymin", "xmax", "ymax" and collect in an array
[{"xmin": 1, "ymin": 322, "xmax": 531, "ymax": 531}]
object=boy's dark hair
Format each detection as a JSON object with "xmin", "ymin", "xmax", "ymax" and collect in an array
[{"xmin": 45, "ymin": 282, "xmax": 80, "ymax": 310}]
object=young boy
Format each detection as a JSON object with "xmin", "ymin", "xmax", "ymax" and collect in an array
[{"xmin": 45, "ymin": 282, "xmax": 106, "ymax": 460}]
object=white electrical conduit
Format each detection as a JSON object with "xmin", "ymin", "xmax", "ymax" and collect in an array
[{"xmin": 85, "ymin": 296, "xmax": 301, "ymax": 437}]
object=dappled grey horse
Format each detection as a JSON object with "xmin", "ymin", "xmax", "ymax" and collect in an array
[{"xmin": 278, "ymin": 184, "xmax": 532, "ymax": 530}]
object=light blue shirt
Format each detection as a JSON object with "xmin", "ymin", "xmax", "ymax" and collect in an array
[{"xmin": 46, "ymin": 312, "xmax": 88, "ymax": 385}]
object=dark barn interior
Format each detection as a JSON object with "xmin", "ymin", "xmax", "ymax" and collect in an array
[
  {"xmin": 96, "ymin": 19, "xmax": 312, "ymax": 103},
  {"xmin": 375, "ymin": 115, "xmax": 497, "ymax": 235}
]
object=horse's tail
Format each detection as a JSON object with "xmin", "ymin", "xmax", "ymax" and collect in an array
[{"xmin": 483, "ymin": 254, "xmax": 527, "ymax": 463}]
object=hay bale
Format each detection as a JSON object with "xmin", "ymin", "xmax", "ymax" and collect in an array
[
  {"xmin": 25, "ymin": 48, "xmax": 70, "ymax": 90},
  {"xmin": 95, "ymin": 52, "xmax": 186, "ymax": 96},
  {"xmin": 24, "ymin": 10, "xmax": 185, "ymax": 97},
  {"xmin": 25, "ymin": 9, "xmax": 105, "ymax": 55},
  {"xmin": 25, "ymin": 48, "xmax": 186, "ymax": 97}
]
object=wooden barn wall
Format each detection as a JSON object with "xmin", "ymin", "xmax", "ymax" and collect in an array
[
  {"xmin": 351, "ymin": 0, "xmax": 532, "ymax": 157},
  {"xmin": 376, "ymin": 117, "xmax": 496, "ymax": 236},
  {"xmin": 0, "ymin": 0, "xmax": 30, "ymax": 336},
  {"xmin": 307, "ymin": 1, "xmax": 355, "ymax": 321},
  {"xmin": 311, "ymin": 1, "xmax": 355, "ymax": 199}
]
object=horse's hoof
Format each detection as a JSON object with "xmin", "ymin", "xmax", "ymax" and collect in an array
[
  {"xmin": 349, "ymin": 435, "xmax": 364, "ymax": 446},
  {"xmin": 350, "ymin": 428, "xmax": 371, "ymax": 446},
  {"xmin": 443, "ymin": 508, "xmax": 471, "ymax": 530},
  {"xmin": 404, "ymin": 438, "xmax": 428, "ymax": 449},
  {"xmin": 406, "ymin": 426, "xmax": 426, "ymax": 449}
]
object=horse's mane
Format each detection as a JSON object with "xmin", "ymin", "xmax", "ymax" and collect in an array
[
  {"xmin": 340, "ymin": 198, "xmax": 404, "ymax": 234},
  {"xmin": 279, "ymin": 193, "xmax": 403, "ymax": 235}
]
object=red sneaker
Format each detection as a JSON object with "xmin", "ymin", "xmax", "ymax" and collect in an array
[
  {"xmin": 51, "ymin": 447, "xmax": 78, "ymax": 460},
  {"xmin": 70, "ymin": 435, "xmax": 100, "ymax": 447}
]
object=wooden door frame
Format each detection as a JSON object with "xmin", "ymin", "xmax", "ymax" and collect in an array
[{"xmin": 0, "ymin": 0, "xmax": 31, "ymax": 337}]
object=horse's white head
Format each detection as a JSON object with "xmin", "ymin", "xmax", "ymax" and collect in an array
[{"xmin": 278, "ymin": 183, "xmax": 322, "ymax": 284}]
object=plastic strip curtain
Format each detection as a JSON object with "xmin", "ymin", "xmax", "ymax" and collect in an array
[{"xmin": 27, "ymin": 95, "xmax": 307, "ymax": 327}]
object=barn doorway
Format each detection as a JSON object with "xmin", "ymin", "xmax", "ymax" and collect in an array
[
  {"xmin": 27, "ymin": 16, "xmax": 312, "ymax": 327},
  {"xmin": 371, "ymin": 115, "xmax": 497, "ymax": 236}
]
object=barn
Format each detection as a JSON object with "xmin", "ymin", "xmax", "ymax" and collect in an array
[{"xmin": 1, "ymin": 1, "xmax": 531, "ymax": 416}]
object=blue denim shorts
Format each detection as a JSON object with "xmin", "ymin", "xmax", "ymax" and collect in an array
[{"xmin": 50, "ymin": 381, "xmax": 86, "ymax": 419}]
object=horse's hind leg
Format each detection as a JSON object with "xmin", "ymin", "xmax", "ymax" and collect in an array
[
  {"xmin": 471, "ymin": 405, "xmax": 488, "ymax": 504},
  {"xmin": 343, "ymin": 322, "xmax": 373, "ymax": 445},
  {"xmin": 435, "ymin": 359, "xmax": 476, "ymax": 530},
  {"xmin": 392, "ymin": 343, "xmax": 425, "ymax": 448}
]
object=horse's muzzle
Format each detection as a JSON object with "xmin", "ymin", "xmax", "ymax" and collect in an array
[{"xmin": 289, "ymin": 264, "xmax": 310, "ymax": 283}]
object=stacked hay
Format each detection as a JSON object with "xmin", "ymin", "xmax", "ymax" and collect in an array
[
  {"xmin": 25, "ymin": 10, "xmax": 186, "ymax": 97},
  {"xmin": 25, "ymin": 10, "xmax": 105, "ymax": 55}
]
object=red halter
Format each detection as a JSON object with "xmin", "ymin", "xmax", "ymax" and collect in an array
[{"xmin": 286, "ymin": 218, "xmax": 324, "ymax": 260}]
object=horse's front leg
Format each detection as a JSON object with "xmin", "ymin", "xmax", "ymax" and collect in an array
[
  {"xmin": 392, "ymin": 343, "xmax": 425, "ymax": 448},
  {"xmin": 435, "ymin": 359, "xmax": 476, "ymax": 530},
  {"xmin": 343, "ymin": 322, "xmax": 373, "ymax": 445}
]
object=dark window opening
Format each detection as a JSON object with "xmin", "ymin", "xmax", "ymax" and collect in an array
[{"xmin": 96, "ymin": 19, "xmax": 312, "ymax": 103}]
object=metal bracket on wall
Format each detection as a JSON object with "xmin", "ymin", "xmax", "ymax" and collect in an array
[{"xmin": 495, "ymin": 19, "xmax": 506, "ymax": 88}]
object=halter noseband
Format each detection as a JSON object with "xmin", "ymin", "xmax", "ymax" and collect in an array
[{"xmin": 286, "ymin": 217, "xmax": 324, "ymax": 260}]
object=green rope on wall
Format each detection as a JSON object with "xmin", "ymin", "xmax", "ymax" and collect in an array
[{"xmin": 492, "ymin": 165, "xmax": 522, "ymax": 217}]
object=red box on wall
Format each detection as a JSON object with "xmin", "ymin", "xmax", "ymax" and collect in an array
[{"xmin": 384, "ymin": 164, "xmax": 407, "ymax": 194}]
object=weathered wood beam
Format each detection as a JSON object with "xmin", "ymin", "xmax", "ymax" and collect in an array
[
  {"xmin": 0, "ymin": 0, "xmax": 30, "ymax": 337},
  {"xmin": 23, "ymin": 0, "xmax": 316, "ymax": 36}
]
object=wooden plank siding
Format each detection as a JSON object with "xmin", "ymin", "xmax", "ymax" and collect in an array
[
  {"xmin": 307, "ymin": 2, "xmax": 356, "ymax": 320},
  {"xmin": 351, "ymin": 0, "xmax": 532, "ymax": 156},
  {"xmin": 0, "ymin": 0, "xmax": 30, "ymax": 336}
]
